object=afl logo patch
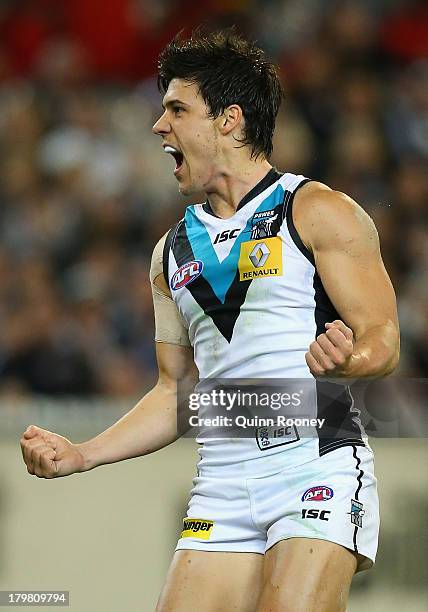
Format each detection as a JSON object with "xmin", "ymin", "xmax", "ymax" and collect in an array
[
  {"xmin": 301, "ymin": 485, "xmax": 334, "ymax": 502},
  {"xmin": 171, "ymin": 260, "xmax": 203, "ymax": 290}
]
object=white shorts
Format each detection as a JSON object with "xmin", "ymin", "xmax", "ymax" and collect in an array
[{"xmin": 176, "ymin": 444, "xmax": 379, "ymax": 572}]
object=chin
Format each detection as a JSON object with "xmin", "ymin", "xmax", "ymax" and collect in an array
[
  {"xmin": 178, "ymin": 183, "xmax": 189, "ymax": 195},
  {"xmin": 178, "ymin": 182, "xmax": 197, "ymax": 197}
]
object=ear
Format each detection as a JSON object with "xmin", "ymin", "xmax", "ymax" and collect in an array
[{"xmin": 218, "ymin": 105, "xmax": 243, "ymax": 136}]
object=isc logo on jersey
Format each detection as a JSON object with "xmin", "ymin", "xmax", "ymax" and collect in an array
[
  {"xmin": 181, "ymin": 518, "xmax": 214, "ymax": 540},
  {"xmin": 171, "ymin": 260, "xmax": 204, "ymax": 290},
  {"xmin": 238, "ymin": 237, "xmax": 282, "ymax": 280}
]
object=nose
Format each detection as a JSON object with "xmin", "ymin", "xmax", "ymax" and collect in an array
[{"xmin": 152, "ymin": 111, "xmax": 170, "ymax": 136}]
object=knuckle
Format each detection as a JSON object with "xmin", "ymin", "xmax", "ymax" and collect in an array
[
  {"xmin": 325, "ymin": 354, "xmax": 336, "ymax": 366},
  {"xmin": 41, "ymin": 453, "xmax": 53, "ymax": 465},
  {"xmin": 306, "ymin": 352, "xmax": 325, "ymax": 375},
  {"xmin": 312, "ymin": 361, "xmax": 324, "ymax": 374},
  {"xmin": 33, "ymin": 454, "xmax": 42, "ymax": 467},
  {"xmin": 331, "ymin": 352, "xmax": 345, "ymax": 365}
]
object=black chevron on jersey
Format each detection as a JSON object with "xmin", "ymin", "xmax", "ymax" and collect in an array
[{"xmin": 171, "ymin": 220, "xmax": 253, "ymax": 342}]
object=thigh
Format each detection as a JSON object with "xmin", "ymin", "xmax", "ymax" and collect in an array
[
  {"xmin": 156, "ymin": 549, "xmax": 264, "ymax": 612},
  {"xmin": 257, "ymin": 537, "xmax": 357, "ymax": 612}
]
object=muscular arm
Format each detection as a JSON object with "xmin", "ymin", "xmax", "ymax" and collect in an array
[
  {"xmin": 294, "ymin": 183, "xmax": 400, "ymax": 378},
  {"xmin": 76, "ymin": 342, "xmax": 196, "ymax": 471},
  {"xmin": 78, "ymin": 234, "xmax": 195, "ymax": 470},
  {"xmin": 21, "ymin": 234, "xmax": 196, "ymax": 478}
]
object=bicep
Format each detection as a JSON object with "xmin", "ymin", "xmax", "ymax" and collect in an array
[
  {"xmin": 152, "ymin": 281, "xmax": 191, "ymax": 347},
  {"xmin": 149, "ymin": 233, "xmax": 196, "ymax": 387},
  {"xmin": 151, "ymin": 285, "xmax": 196, "ymax": 386},
  {"xmin": 315, "ymin": 241, "xmax": 398, "ymax": 339},
  {"xmin": 306, "ymin": 192, "xmax": 398, "ymax": 339},
  {"xmin": 156, "ymin": 342, "xmax": 198, "ymax": 392},
  {"xmin": 150, "ymin": 231, "xmax": 191, "ymax": 347}
]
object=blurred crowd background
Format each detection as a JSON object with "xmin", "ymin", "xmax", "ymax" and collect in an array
[{"xmin": 0, "ymin": 0, "xmax": 427, "ymax": 398}]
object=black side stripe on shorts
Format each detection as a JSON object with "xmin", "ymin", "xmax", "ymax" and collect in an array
[{"xmin": 352, "ymin": 445, "xmax": 364, "ymax": 553}]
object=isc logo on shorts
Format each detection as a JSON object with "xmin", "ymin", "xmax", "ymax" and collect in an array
[
  {"xmin": 181, "ymin": 518, "xmax": 214, "ymax": 540},
  {"xmin": 238, "ymin": 237, "xmax": 282, "ymax": 281}
]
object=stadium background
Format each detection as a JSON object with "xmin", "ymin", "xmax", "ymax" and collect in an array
[{"xmin": 0, "ymin": 0, "xmax": 427, "ymax": 610}]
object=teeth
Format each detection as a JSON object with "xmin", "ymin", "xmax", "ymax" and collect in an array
[{"xmin": 164, "ymin": 145, "xmax": 179, "ymax": 154}]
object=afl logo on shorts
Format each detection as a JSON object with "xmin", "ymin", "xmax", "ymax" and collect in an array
[
  {"xmin": 301, "ymin": 485, "xmax": 334, "ymax": 502},
  {"xmin": 171, "ymin": 260, "xmax": 203, "ymax": 290}
]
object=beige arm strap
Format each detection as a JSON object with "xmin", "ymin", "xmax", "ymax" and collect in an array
[{"xmin": 150, "ymin": 232, "xmax": 191, "ymax": 347}]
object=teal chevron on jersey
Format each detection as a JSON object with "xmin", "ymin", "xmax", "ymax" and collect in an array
[{"xmin": 185, "ymin": 184, "xmax": 286, "ymax": 303}]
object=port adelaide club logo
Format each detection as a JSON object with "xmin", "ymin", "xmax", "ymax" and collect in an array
[
  {"xmin": 348, "ymin": 499, "xmax": 365, "ymax": 528},
  {"xmin": 250, "ymin": 209, "xmax": 278, "ymax": 239},
  {"xmin": 171, "ymin": 260, "xmax": 204, "ymax": 291}
]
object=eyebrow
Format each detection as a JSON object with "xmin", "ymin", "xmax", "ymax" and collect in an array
[{"xmin": 162, "ymin": 98, "xmax": 189, "ymax": 110}]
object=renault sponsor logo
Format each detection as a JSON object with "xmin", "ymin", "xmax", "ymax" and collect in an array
[
  {"xmin": 181, "ymin": 518, "xmax": 214, "ymax": 540},
  {"xmin": 238, "ymin": 237, "xmax": 283, "ymax": 280},
  {"xmin": 249, "ymin": 242, "xmax": 270, "ymax": 267}
]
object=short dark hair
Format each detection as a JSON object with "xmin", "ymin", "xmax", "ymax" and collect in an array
[{"xmin": 157, "ymin": 28, "xmax": 283, "ymax": 160}]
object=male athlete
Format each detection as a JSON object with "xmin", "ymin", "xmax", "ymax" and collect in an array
[{"xmin": 21, "ymin": 30, "xmax": 399, "ymax": 611}]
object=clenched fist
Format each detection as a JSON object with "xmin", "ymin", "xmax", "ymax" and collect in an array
[
  {"xmin": 20, "ymin": 425, "xmax": 85, "ymax": 479},
  {"xmin": 305, "ymin": 320, "xmax": 354, "ymax": 377}
]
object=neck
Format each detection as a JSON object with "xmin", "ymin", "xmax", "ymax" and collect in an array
[{"xmin": 205, "ymin": 159, "xmax": 273, "ymax": 219}]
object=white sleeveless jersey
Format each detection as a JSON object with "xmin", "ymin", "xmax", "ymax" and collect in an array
[{"xmin": 164, "ymin": 169, "xmax": 366, "ymax": 470}]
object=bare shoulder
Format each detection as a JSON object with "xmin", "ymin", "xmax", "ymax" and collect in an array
[
  {"xmin": 293, "ymin": 181, "xmax": 379, "ymax": 254},
  {"xmin": 150, "ymin": 231, "xmax": 171, "ymax": 296}
]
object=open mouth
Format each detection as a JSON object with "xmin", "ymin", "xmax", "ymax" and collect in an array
[{"xmin": 164, "ymin": 145, "xmax": 184, "ymax": 174}]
